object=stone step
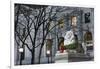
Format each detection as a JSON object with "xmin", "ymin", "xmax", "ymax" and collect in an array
[{"xmin": 68, "ymin": 53, "xmax": 89, "ymax": 58}]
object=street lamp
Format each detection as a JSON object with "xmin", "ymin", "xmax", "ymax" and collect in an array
[
  {"xmin": 19, "ymin": 47, "xmax": 24, "ymax": 53},
  {"xmin": 18, "ymin": 47, "xmax": 24, "ymax": 65},
  {"xmin": 46, "ymin": 39, "xmax": 52, "ymax": 63},
  {"xmin": 47, "ymin": 50, "xmax": 50, "ymax": 55},
  {"xmin": 46, "ymin": 50, "xmax": 51, "ymax": 63}
]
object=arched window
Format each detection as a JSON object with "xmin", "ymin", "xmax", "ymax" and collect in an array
[{"xmin": 84, "ymin": 31, "xmax": 92, "ymax": 42}]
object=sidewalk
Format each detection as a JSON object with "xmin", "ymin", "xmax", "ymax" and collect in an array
[
  {"xmin": 68, "ymin": 53, "xmax": 94, "ymax": 62},
  {"xmin": 55, "ymin": 51, "xmax": 68, "ymax": 63}
]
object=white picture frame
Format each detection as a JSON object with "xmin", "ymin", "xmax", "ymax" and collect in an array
[{"xmin": 10, "ymin": 0, "xmax": 95, "ymax": 69}]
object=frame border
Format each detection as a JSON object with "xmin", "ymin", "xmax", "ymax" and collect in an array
[{"xmin": 10, "ymin": 0, "xmax": 95, "ymax": 69}]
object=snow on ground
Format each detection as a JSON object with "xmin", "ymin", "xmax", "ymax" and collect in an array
[{"xmin": 55, "ymin": 51, "xmax": 68, "ymax": 63}]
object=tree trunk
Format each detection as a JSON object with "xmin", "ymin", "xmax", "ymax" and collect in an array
[
  {"xmin": 30, "ymin": 31, "xmax": 37, "ymax": 64},
  {"xmin": 31, "ymin": 49, "xmax": 35, "ymax": 64},
  {"xmin": 38, "ymin": 45, "xmax": 43, "ymax": 64}
]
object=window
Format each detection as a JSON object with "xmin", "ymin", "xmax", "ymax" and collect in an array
[
  {"xmin": 58, "ymin": 18, "xmax": 64, "ymax": 29},
  {"xmin": 71, "ymin": 16, "xmax": 77, "ymax": 27},
  {"xmin": 84, "ymin": 31, "xmax": 92, "ymax": 41},
  {"xmin": 85, "ymin": 12, "xmax": 90, "ymax": 23}
]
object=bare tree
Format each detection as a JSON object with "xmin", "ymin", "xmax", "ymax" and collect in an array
[{"xmin": 15, "ymin": 4, "xmax": 68, "ymax": 64}]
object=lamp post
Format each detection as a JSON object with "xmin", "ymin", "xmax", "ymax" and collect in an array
[
  {"xmin": 46, "ymin": 50, "xmax": 50, "ymax": 63},
  {"xmin": 46, "ymin": 38, "xmax": 52, "ymax": 63},
  {"xmin": 18, "ymin": 47, "xmax": 24, "ymax": 65},
  {"xmin": 19, "ymin": 47, "xmax": 24, "ymax": 53}
]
